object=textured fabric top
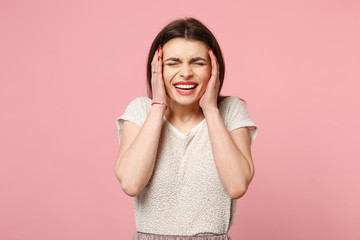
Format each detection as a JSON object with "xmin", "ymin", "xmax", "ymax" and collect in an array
[{"xmin": 116, "ymin": 96, "xmax": 259, "ymax": 236}]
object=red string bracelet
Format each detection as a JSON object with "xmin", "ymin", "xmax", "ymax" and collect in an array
[{"xmin": 151, "ymin": 101, "xmax": 168, "ymax": 109}]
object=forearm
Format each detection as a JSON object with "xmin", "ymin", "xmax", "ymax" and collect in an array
[
  {"xmin": 204, "ymin": 108, "xmax": 253, "ymax": 199},
  {"xmin": 117, "ymin": 105, "xmax": 165, "ymax": 196}
]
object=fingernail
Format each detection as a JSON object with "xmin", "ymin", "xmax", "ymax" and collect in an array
[{"xmin": 157, "ymin": 44, "xmax": 161, "ymax": 52}]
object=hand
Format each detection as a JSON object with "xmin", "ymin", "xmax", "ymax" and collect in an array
[
  {"xmin": 199, "ymin": 48, "xmax": 220, "ymax": 112},
  {"xmin": 151, "ymin": 45, "xmax": 169, "ymax": 107}
]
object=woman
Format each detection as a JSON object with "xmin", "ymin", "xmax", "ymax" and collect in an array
[{"xmin": 115, "ymin": 17, "xmax": 259, "ymax": 240}]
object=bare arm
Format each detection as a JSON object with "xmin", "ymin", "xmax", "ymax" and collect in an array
[
  {"xmin": 114, "ymin": 104, "xmax": 165, "ymax": 197},
  {"xmin": 204, "ymin": 108, "xmax": 255, "ymax": 199},
  {"xmin": 114, "ymin": 44, "xmax": 168, "ymax": 197},
  {"xmin": 200, "ymin": 49, "xmax": 255, "ymax": 200}
]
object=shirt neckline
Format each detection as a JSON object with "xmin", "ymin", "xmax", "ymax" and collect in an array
[{"xmin": 163, "ymin": 116, "xmax": 206, "ymax": 138}]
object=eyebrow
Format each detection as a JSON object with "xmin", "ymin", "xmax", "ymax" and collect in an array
[{"xmin": 165, "ymin": 57, "xmax": 206, "ymax": 62}]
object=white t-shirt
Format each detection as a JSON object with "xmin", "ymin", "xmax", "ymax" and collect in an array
[{"xmin": 116, "ymin": 96, "xmax": 259, "ymax": 236}]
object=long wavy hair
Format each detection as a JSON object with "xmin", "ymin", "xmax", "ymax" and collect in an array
[{"xmin": 146, "ymin": 17, "xmax": 245, "ymax": 105}]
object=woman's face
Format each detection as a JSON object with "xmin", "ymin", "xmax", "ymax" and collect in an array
[{"xmin": 162, "ymin": 38, "xmax": 211, "ymax": 106}]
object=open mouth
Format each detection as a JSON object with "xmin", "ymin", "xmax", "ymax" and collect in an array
[
  {"xmin": 173, "ymin": 83, "xmax": 198, "ymax": 95},
  {"xmin": 174, "ymin": 84, "xmax": 198, "ymax": 91}
]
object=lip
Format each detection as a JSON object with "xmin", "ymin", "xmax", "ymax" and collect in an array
[
  {"xmin": 173, "ymin": 81, "xmax": 198, "ymax": 85},
  {"xmin": 173, "ymin": 84, "xmax": 198, "ymax": 95}
]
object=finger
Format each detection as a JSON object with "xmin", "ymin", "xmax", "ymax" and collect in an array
[
  {"xmin": 157, "ymin": 48, "xmax": 163, "ymax": 77},
  {"xmin": 154, "ymin": 53, "xmax": 159, "ymax": 79},
  {"xmin": 151, "ymin": 48, "xmax": 159, "ymax": 72},
  {"xmin": 151, "ymin": 57, "xmax": 159, "ymax": 86},
  {"xmin": 209, "ymin": 49, "xmax": 218, "ymax": 77},
  {"xmin": 213, "ymin": 50, "xmax": 220, "ymax": 77},
  {"xmin": 158, "ymin": 46, "xmax": 162, "ymax": 60}
]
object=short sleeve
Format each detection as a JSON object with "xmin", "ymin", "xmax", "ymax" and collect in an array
[
  {"xmin": 115, "ymin": 97, "xmax": 150, "ymax": 144},
  {"xmin": 219, "ymin": 97, "xmax": 259, "ymax": 144}
]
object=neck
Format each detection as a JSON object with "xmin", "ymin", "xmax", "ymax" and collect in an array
[{"xmin": 165, "ymin": 100, "xmax": 204, "ymax": 122}]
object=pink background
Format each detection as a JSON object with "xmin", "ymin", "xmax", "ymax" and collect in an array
[{"xmin": 1, "ymin": 0, "xmax": 359, "ymax": 239}]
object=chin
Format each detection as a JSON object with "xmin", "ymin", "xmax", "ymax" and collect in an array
[{"xmin": 169, "ymin": 94, "xmax": 200, "ymax": 105}]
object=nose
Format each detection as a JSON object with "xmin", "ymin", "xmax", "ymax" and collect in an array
[{"xmin": 179, "ymin": 65, "xmax": 194, "ymax": 79}]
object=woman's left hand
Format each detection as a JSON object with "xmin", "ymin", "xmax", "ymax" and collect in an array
[{"xmin": 199, "ymin": 48, "xmax": 220, "ymax": 112}]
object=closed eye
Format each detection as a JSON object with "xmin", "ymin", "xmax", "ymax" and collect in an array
[{"xmin": 166, "ymin": 62, "xmax": 205, "ymax": 66}]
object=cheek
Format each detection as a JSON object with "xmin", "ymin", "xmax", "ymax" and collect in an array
[
  {"xmin": 198, "ymin": 68, "xmax": 211, "ymax": 83},
  {"xmin": 163, "ymin": 68, "xmax": 177, "ymax": 85}
]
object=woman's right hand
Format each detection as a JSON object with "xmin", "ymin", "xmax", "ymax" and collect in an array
[{"xmin": 151, "ymin": 45, "xmax": 169, "ymax": 106}]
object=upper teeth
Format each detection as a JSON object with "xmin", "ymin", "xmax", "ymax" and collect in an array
[{"xmin": 175, "ymin": 84, "xmax": 197, "ymax": 89}]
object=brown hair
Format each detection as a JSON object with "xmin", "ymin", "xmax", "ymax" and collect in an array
[{"xmin": 146, "ymin": 17, "xmax": 246, "ymax": 105}]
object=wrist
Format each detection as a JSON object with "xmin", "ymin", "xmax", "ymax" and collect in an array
[
  {"xmin": 203, "ymin": 107, "xmax": 219, "ymax": 118},
  {"xmin": 150, "ymin": 103, "xmax": 167, "ymax": 114},
  {"xmin": 151, "ymin": 100, "xmax": 168, "ymax": 109}
]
